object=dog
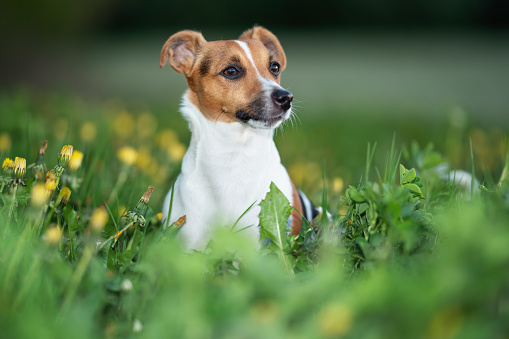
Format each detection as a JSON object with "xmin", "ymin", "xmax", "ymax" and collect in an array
[{"xmin": 160, "ymin": 26, "xmax": 317, "ymax": 251}]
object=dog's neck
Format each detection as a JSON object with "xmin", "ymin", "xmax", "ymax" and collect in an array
[{"xmin": 179, "ymin": 91, "xmax": 281, "ymax": 188}]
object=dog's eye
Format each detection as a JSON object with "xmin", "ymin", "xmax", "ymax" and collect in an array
[
  {"xmin": 222, "ymin": 66, "xmax": 239, "ymax": 78},
  {"xmin": 269, "ymin": 62, "xmax": 281, "ymax": 75}
]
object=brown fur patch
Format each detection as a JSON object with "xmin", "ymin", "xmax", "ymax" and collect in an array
[{"xmin": 185, "ymin": 40, "xmax": 282, "ymax": 124}]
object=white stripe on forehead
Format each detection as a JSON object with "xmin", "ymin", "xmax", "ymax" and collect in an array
[
  {"xmin": 234, "ymin": 40, "xmax": 281, "ymax": 90},
  {"xmin": 234, "ymin": 40, "xmax": 260, "ymax": 76}
]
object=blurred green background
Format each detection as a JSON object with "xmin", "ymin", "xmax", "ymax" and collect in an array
[{"xmin": 1, "ymin": 0, "xmax": 508, "ymax": 194}]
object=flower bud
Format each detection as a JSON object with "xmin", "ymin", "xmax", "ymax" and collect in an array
[
  {"xmin": 31, "ymin": 183, "xmax": 49, "ymax": 207},
  {"xmin": 57, "ymin": 187, "xmax": 71, "ymax": 205},
  {"xmin": 14, "ymin": 157, "xmax": 26, "ymax": 178},
  {"xmin": 58, "ymin": 145, "xmax": 73, "ymax": 165},
  {"xmin": 2, "ymin": 158, "xmax": 14, "ymax": 174}
]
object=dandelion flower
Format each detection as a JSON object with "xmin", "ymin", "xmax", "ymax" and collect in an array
[
  {"xmin": 80, "ymin": 122, "xmax": 97, "ymax": 142},
  {"xmin": 136, "ymin": 148, "xmax": 158, "ymax": 175},
  {"xmin": 44, "ymin": 226, "xmax": 63, "ymax": 245},
  {"xmin": 317, "ymin": 303, "xmax": 353, "ymax": 337},
  {"xmin": 167, "ymin": 142, "xmax": 187, "ymax": 162},
  {"xmin": 155, "ymin": 212, "xmax": 162, "ymax": 222},
  {"xmin": 113, "ymin": 111, "xmax": 135, "ymax": 140},
  {"xmin": 2, "ymin": 158, "xmax": 14, "ymax": 173},
  {"xmin": 31, "ymin": 183, "xmax": 49, "ymax": 207},
  {"xmin": 58, "ymin": 145, "xmax": 74, "ymax": 164},
  {"xmin": 68, "ymin": 150, "xmax": 83, "ymax": 171},
  {"xmin": 90, "ymin": 206, "xmax": 109, "ymax": 232},
  {"xmin": 117, "ymin": 146, "xmax": 138, "ymax": 166},
  {"xmin": 45, "ymin": 171, "xmax": 57, "ymax": 193},
  {"xmin": 249, "ymin": 300, "xmax": 279, "ymax": 325},
  {"xmin": 14, "ymin": 157, "xmax": 26, "ymax": 178},
  {"xmin": 157, "ymin": 129, "xmax": 178, "ymax": 148},
  {"xmin": 333, "ymin": 177, "xmax": 344, "ymax": 193},
  {"xmin": 137, "ymin": 112, "xmax": 157, "ymax": 140},
  {"xmin": 0, "ymin": 133, "xmax": 11, "ymax": 151},
  {"xmin": 57, "ymin": 187, "xmax": 71, "ymax": 205}
]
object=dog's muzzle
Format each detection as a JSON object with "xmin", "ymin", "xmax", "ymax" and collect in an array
[
  {"xmin": 235, "ymin": 88, "xmax": 293, "ymax": 128},
  {"xmin": 272, "ymin": 89, "xmax": 293, "ymax": 111}
]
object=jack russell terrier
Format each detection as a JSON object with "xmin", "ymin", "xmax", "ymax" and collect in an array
[{"xmin": 160, "ymin": 26, "xmax": 317, "ymax": 250}]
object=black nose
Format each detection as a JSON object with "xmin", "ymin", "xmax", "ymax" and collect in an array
[{"xmin": 272, "ymin": 89, "xmax": 293, "ymax": 110}]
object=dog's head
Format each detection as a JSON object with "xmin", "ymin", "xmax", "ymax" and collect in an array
[{"xmin": 160, "ymin": 26, "xmax": 293, "ymax": 129}]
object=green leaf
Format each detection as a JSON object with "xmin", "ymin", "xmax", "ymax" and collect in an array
[
  {"xmin": 347, "ymin": 186, "xmax": 365, "ymax": 202},
  {"xmin": 403, "ymin": 183, "xmax": 422, "ymax": 195},
  {"xmin": 63, "ymin": 205, "xmax": 81, "ymax": 232},
  {"xmin": 259, "ymin": 182, "xmax": 295, "ymax": 278},
  {"xmin": 400, "ymin": 165, "xmax": 417, "ymax": 185}
]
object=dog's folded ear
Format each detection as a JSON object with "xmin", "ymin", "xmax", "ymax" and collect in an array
[
  {"xmin": 160, "ymin": 31, "xmax": 206, "ymax": 75},
  {"xmin": 239, "ymin": 26, "xmax": 287, "ymax": 71}
]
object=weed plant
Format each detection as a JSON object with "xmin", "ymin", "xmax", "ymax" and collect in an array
[{"xmin": 1, "ymin": 91, "xmax": 509, "ymax": 338}]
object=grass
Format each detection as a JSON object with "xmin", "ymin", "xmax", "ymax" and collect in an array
[{"xmin": 1, "ymin": 89, "xmax": 509, "ymax": 338}]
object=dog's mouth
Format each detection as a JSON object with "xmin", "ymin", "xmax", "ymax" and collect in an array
[
  {"xmin": 235, "ymin": 109, "xmax": 290, "ymax": 129},
  {"xmin": 235, "ymin": 89, "xmax": 293, "ymax": 129}
]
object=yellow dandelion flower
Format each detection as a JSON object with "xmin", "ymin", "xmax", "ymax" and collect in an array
[
  {"xmin": 249, "ymin": 300, "xmax": 279, "ymax": 325},
  {"xmin": 58, "ymin": 145, "xmax": 74, "ymax": 164},
  {"xmin": 44, "ymin": 226, "xmax": 63, "ymax": 245},
  {"xmin": 117, "ymin": 146, "xmax": 138, "ymax": 166},
  {"xmin": 31, "ymin": 183, "xmax": 49, "ymax": 207},
  {"xmin": 80, "ymin": 122, "xmax": 97, "ymax": 142},
  {"xmin": 167, "ymin": 142, "xmax": 187, "ymax": 161},
  {"xmin": 289, "ymin": 162, "xmax": 321, "ymax": 188},
  {"xmin": 68, "ymin": 150, "xmax": 83, "ymax": 171},
  {"xmin": 57, "ymin": 187, "xmax": 71, "ymax": 205},
  {"xmin": 45, "ymin": 171, "xmax": 57, "ymax": 193},
  {"xmin": 113, "ymin": 111, "xmax": 135, "ymax": 139},
  {"xmin": 137, "ymin": 112, "xmax": 157, "ymax": 140},
  {"xmin": 136, "ymin": 147, "xmax": 153, "ymax": 170},
  {"xmin": 156, "ymin": 129, "xmax": 178, "ymax": 148},
  {"xmin": 317, "ymin": 303, "xmax": 353, "ymax": 337},
  {"xmin": 155, "ymin": 212, "xmax": 162, "ymax": 222},
  {"xmin": 2, "ymin": 158, "xmax": 14, "ymax": 172},
  {"xmin": 0, "ymin": 133, "xmax": 12, "ymax": 151},
  {"xmin": 14, "ymin": 157, "xmax": 26, "ymax": 177},
  {"xmin": 90, "ymin": 206, "xmax": 109, "ymax": 232},
  {"xmin": 333, "ymin": 177, "xmax": 344, "ymax": 193}
]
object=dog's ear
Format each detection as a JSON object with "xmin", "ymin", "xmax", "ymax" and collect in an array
[
  {"xmin": 160, "ymin": 31, "xmax": 206, "ymax": 75},
  {"xmin": 239, "ymin": 26, "xmax": 286, "ymax": 71}
]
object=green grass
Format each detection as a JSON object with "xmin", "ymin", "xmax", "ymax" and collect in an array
[{"xmin": 1, "ymin": 90, "xmax": 509, "ymax": 338}]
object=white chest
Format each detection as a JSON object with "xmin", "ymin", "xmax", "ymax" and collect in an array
[{"xmin": 162, "ymin": 96, "xmax": 293, "ymax": 250}]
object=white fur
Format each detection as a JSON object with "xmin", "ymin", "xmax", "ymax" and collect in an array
[{"xmin": 162, "ymin": 94, "xmax": 294, "ymax": 251}]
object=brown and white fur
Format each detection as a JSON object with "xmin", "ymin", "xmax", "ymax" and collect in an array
[{"xmin": 160, "ymin": 26, "xmax": 314, "ymax": 251}]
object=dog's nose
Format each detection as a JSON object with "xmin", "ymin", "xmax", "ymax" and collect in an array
[{"xmin": 272, "ymin": 89, "xmax": 293, "ymax": 110}]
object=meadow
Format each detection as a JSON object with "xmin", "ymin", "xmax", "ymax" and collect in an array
[{"xmin": 1, "ymin": 32, "xmax": 509, "ymax": 338}]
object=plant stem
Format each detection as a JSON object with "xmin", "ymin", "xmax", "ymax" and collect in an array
[
  {"xmin": 60, "ymin": 241, "xmax": 95, "ymax": 315},
  {"xmin": 7, "ymin": 183, "xmax": 18, "ymax": 220},
  {"xmin": 107, "ymin": 166, "xmax": 129, "ymax": 204}
]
